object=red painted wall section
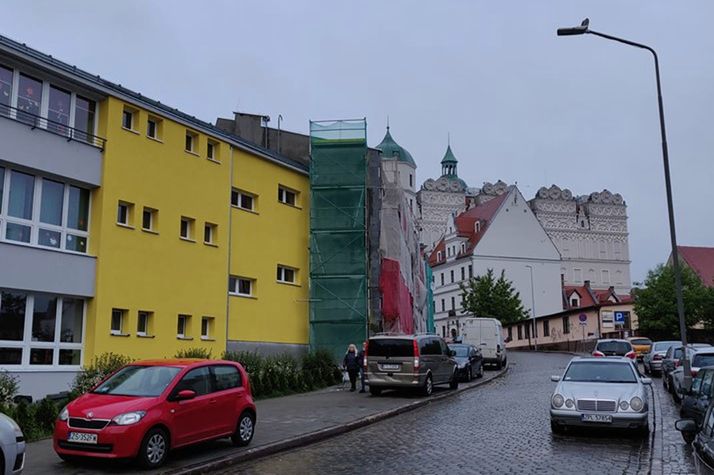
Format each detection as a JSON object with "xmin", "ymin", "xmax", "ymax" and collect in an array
[{"xmin": 380, "ymin": 258, "xmax": 414, "ymax": 334}]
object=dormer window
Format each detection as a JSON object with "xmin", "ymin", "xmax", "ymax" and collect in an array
[
  {"xmin": 570, "ymin": 293, "xmax": 580, "ymax": 308},
  {"xmin": 475, "ymin": 221, "xmax": 481, "ymax": 233},
  {"xmin": 437, "ymin": 251, "xmax": 442, "ymax": 261}
]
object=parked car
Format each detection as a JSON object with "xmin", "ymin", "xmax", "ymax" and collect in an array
[
  {"xmin": 366, "ymin": 334, "xmax": 458, "ymax": 397},
  {"xmin": 671, "ymin": 349, "xmax": 714, "ymax": 403},
  {"xmin": 679, "ymin": 366, "xmax": 714, "ymax": 443},
  {"xmin": 0, "ymin": 412, "xmax": 25, "ymax": 474},
  {"xmin": 643, "ymin": 341, "xmax": 680, "ymax": 376},
  {"xmin": 676, "ymin": 405, "xmax": 714, "ymax": 474},
  {"xmin": 663, "ymin": 344, "xmax": 712, "ymax": 394},
  {"xmin": 54, "ymin": 359, "xmax": 256, "ymax": 469},
  {"xmin": 592, "ymin": 339, "xmax": 636, "ymax": 359},
  {"xmin": 460, "ymin": 317, "xmax": 507, "ymax": 369},
  {"xmin": 448, "ymin": 343, "xmax": 484, "ymax": 382},
  {"xmin": 627, "ymin": 337, "xmax": 652, "ymax": 361},
  {"xmin": 550, "ymin": 356, "xmax": 651, "ymax": 436}
]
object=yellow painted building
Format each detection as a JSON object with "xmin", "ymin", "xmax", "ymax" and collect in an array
[{"xmin": 0, "ymin": 35, "xmax": 309, "ymax": 398}]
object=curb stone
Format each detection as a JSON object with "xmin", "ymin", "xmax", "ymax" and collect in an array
[{"xmin": 164, "ymin": 365, "xmax": 509, "ymax": 475}]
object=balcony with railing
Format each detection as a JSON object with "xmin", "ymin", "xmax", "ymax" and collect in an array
[{"xmin": 0, "ymin": 102, "xmax": 105, "ymax": 187}]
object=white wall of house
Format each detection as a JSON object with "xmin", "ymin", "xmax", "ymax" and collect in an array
[{"xmin": 433, "ymin": 187, "xmax": 563, "ymax": 337}]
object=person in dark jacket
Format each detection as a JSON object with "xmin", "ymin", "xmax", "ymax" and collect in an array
[
  {"xmin": 357, "ymin": 341, "xmax": 367, "ymax": 393},
  {"xmin": 343, "ymin": 344, "xmax": 360, "ymax": 392}
]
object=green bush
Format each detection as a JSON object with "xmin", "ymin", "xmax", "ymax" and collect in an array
[
  {"xmin": 0, "ymin": 371, "xmax": 19, "ymax": 405},
  {"xmin": 221, "ymin": 350, "xmax": 340, "ymax": 399},
  {"xmin": 71, "ymin": 352, "xmax": 134, "ymax": 396},
  {"xmin": 0, "ymin": 397, "xmax": 61, "ymax": 442},
  {"xmin": 174, "ymin": 347, "xmax": 213, "ymax": 359}
]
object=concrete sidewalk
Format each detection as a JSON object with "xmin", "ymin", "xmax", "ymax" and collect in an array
[{"xmin": 24, "ymin": 368, "xmax": 506, "ymax": 475}]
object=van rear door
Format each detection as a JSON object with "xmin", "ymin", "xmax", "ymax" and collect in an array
[
  {"xmin": 479, "ymin": 320, "xmax": 497, "ymax": 360},
  {"xmin": 367, "ymin": 339, "xmax": 414, "ymax": 375}
]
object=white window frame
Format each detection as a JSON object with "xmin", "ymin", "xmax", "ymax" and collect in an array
[
  {"xmin": 231, "ymin": 188, "xmax": 256, "ymax": 212},
  {"xmin": 117, "ymin": 201, "xmax": 131, "ymax": 226},
  {"xmin": 122, "ymin": 108, "xmax": 134, "ymax": 131},
  {"xmin": 177, "ymin": 314, "xmax": 190, "ymax": 338},
  {"xmin": 201, "ymin": 317, "xmax": 213, "ymax": 340},
  {"xmin": 111, "ymin": 308, "xmax": 125, "ymax": 335},
  {"xmin": 142, "ymin": 207, "xmax": 156, "ymax": 232},
  {"xmin": 278, "ymin": 186, "xmax": 297, "ymax": 206},
  {"xmin": 277, "ymin": 265, "xmax": 297, "ymax": 284},
  {"xmin": 137, "ymin": 311, "xmax": 151, "ymax": 337},
  {"xmin": 0, "ymin": 292, "xmax": 85, "ymax": 371},
  {"xmin": 204, "ymin": 222, "xmax": 216, "ymax": 244},
  {"xmin": 229, "ymin": 276, "xmax": 254, "ymax": 297},
  {"xmin": 180, "ymin": 217, "xmax": 194, "ymax": 240},
  {"xmin": 185, "ymin": 131, "xmax": 197, "ymax": 153},
  {"xmin": 146, "ymin": 117, "xmax": 159, "ymax": 139},
  {"xmin": 0, "ymin": 167, "xmax": 91, "ymax": 254}
]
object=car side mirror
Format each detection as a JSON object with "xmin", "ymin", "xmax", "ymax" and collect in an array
[
  {"xmin": 675, "ymin": 419, "xmax": 697, "ymax": 434},
  {"xmin": 176, "ymin": 389, "xmax": 196, "ymax": 401},
  {"xmin": 481, "ymin": 343, "xmax": 488, "ymax": 346},
  {"xmin": 551, "ymin": 375, "xmax": 561, "ymax": 382},
  {"xmin": 641, "ymin": 377, "xmax": 652, "ymax": 385}
]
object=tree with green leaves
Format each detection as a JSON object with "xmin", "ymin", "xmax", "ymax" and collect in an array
[
  {"xmin": 634, "ymin": 264, "xmax": 714, "ymax": 337},
  {"xmin": 459, "ymin": 269, "xmax": 529, "ymax": 325}
]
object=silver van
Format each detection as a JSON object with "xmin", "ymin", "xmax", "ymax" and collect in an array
[{"xmin": 365, "ymin": 334, "xmax": 458, "ymax": 397}]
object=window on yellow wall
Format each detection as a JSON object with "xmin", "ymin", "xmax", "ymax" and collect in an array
[
  {"xmin": 142, "ymin": 207, "xmax": 157, "ymax": 232},
  {"xmin": 117, "ymin": 201, "xmax": 134, "ymax": 227},
  {"xmin": 111, "ymin": 309, "xmax": 126, "ymax": 336},
  {"xmin": 201, "ymin": 317, "xmax": 213, "ymax": 340},
  {"xmin": 180, "ymin": 217, "xmax": 194, "ymax": 240},
  {"xmin": 207, "ymin": 140, "xmax": 219, "ymax": 161},
  {"xmin": 229, "ymin": 276, "xmax": 254, "ymax": 297},
  {"xmin": 137, "ymin": 311, "xmax": 152, "ymax": 337},
  {"xmin": 121, "ymin": 108, "xmax": 135, "ymax": 131},
  {"xmin": 177, "ymin": 314, "xmax": 191, "ymax": 338},
  {"xmin": 204, "ymin": 223, "xmax": 217, "ymax": 245},
  {"xmin": 277, "ymin": 265, "xmax": 297, "ymax": 284},
  {"xmin": 147, "ymin": 117, "xmax": 162, "ymax": 140},
  {"xmin": 185, "ymin": 131, "xmax": 198, "ymax": 153},
  {"xmin": 231, "ymin": 188, "xmax": 256, "ymax": 212},
  {"xmin": 278, "ymin": 186, "xmax": 297, "ymax": 206}
]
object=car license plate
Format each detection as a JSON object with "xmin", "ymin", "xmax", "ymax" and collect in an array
[
  {"xmin": 68, "ymin": 432, "xmax": 98, "ymax": 444},
  {"xmin": 381, "ymin": 364, "xmax": 400, "ymax": 371},
  {"xmin": 581, "ymin": 414, "xmax": 612, "ymax": 423}
]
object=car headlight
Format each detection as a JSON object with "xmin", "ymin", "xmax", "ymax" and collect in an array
[
  {"xmin": 58, "ymin": 406, "xmax": 69, "ymax": 422},
  {"xmin": 630, "ymin": 396, "xmax": 644, "ymax": 412},
  {"xmin": 111, "ymin": 411, "xmax": 146, "ymax": 426},
  {"xmin": 565, "ymin": 399, "xmax": 574, "ymax": 409},
  {"xmin": 552, "ymin": 394, "xmax": 564, "ymax": 408},
  {"xmin": 619, "ymin": 400, "xmax": 629, "ymax": 411}
]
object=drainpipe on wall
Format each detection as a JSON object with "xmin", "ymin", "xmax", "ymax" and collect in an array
[{"xmin": 225, "ymin": 146, "xmax": 235, "ymax": 350}]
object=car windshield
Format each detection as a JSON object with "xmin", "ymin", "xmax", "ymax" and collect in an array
[
  {"xmin": 654, "ymin": 342, "xmax": 676, "ymax": 351},
  {"xmin": 563, "ymin": 361, "xmax": 637, "ymax": 383},
  {"xmin": 368, "ymin": 339, "xmax": 414, "ymax": 357},
  {"xmin": 693, "ymin": 354, "xmax": 714, "ymax": 368},
  {"xmin": 631, "ymin": 338, "xmax": 651, "ymax": 346},
  {"xmin": 450, "ymin": 346, "xmax": 469, "ymax": 357},
  {"xmin": 673, "ymin": 348, "xmax": 684, "ymax": 359},
  {"xmin": 597, "ymin": 341, "xmax": 631, "ymax": 354},
  {"xmin": 92, "ymin": 365, "xmax": 181, "ymax": 397}
]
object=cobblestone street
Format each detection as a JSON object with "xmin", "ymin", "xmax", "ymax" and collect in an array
[{"xmin": 226, "ymin": 352, "xmax": 683, "ymax": 475}]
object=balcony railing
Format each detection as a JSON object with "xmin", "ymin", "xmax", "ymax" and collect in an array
[{"xmin": 0, "ymin": 102, "xmax": 106, "ymax": 150}]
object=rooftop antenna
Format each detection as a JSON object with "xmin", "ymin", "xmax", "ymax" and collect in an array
[{"xmin": 386, "ymin": 115, "xmax": 390, "ymax": 131}]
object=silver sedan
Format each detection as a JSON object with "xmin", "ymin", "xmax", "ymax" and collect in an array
[
  {"xmin": 0, "ymin": 412, "xmax": 25, "ymax": 474},
  {"xmin": 550, "ymin": 356, "xmax": 651, "ymax": 436}
]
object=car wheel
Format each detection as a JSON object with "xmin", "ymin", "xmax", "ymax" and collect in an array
[
  {"xmin": 636, "ymin": 424, "xmax": 650, "ymax": 438},
  {"xmin": 682, "ymin": 431, "xmax": 696, "ymax": 444},
  {"xmin": 673, "ymin": 388, "xmax": 682, "ymax": 404},
  {"xmin": 138, "ymin": 427, "xmax": 169, "ymax": 469},
  {"xmin": 644, "ymin": 364, "xmax": 650, "ymax": 375},
  {"xmin": 550, "ymin": 421, "xmax": 565, "ymax": 434},
  {"xmin": 422, "ymin": 374, "xmax": 433, "ymax": 397},
  {"xmin": 466, "ymin": 365, "xmax": 473, "ymax": 382},
  {"xmin": 449, "ymin": 371, "xmax": 459, "ymax": 390},
  {"xmin": 477, "ymin": 364, "xmax": 484, "ymax": 378},
  {"xmin": 369, "ymin": 386, "xmax": 382, "ymax": 396},
  {"xmin": 495, "ymin": 359, "xmax": 502, "ymax": 370},
  {"xmin": 663, "ymin": 374, "xmax": 668, "ymax": 388},
  {"xmin": 231, "ymin": 411, "xmax": 255, "ymax": 447}
]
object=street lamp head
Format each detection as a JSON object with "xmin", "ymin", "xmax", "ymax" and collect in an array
[{"xmin": 557, "ymin": 18, "xmax": 590, "ymax": 36}]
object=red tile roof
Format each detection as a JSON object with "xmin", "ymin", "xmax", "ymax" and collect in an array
[
  {"xmin": 563, "ymin": 285, "xmax": 596, "ymax": 308},
  {"xmin": 678, "ymin": 246, "xmax": 714, "ymax": 288},
  {"xmin": 428, "ymin": 192, "xmax": 509, "ymax": 267}
]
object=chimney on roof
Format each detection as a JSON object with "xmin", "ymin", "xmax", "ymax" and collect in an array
[
  {"xmin": 584, "ymin": 280, "xmax": 591, "ymax": 289},
  {"xmin": 560, "ymin": 273, "xmax": 565, "ymax": 288}
]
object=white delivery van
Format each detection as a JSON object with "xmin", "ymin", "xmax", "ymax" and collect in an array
[{"xmin": 460, "ymin": 317, "xmax": 507, "ymax": 369}]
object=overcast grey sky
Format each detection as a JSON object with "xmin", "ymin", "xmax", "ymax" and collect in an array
[{"xmin": 3, "ymin": 1, "xmax": 712, "ymax": 283}]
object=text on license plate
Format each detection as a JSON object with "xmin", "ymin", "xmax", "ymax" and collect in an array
[
  {"xmin": 581, "ymin": 414, "xmax": 612, "ymax": 423},
  {"xmin": 381, "ymin": 364, "xmax": 400, "ymax": 371},
  {"xmin": 68, "ymin": 432, "xmax": 98, "ymax": 444}
]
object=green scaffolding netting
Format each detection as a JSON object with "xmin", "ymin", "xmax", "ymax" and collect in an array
[{"xmin": 309, "ymin": 119, "xmax": 368, "ymax": 361}]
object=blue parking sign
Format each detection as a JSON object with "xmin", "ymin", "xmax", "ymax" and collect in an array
[{"xmin": 614, "ymin": 311, "xmax": 626, "ymax": 325}]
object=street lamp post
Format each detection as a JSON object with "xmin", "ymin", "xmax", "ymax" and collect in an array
[
  {"xmin": 525, "ymin": 265, "xmax": 537, "ymax": 351},
  {"xmin": 557, "ymin": 19, "xmax": 691, "ymax": 389}
]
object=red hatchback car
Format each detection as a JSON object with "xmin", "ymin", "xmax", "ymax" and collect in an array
[{"xmin": 53, "ymin": 359, "xmax": 256, "ymax": 468}]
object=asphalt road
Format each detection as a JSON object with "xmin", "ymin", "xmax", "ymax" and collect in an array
[{"xmin": 226, "ymin": 352, "xmax": 656, "ymax": 475}]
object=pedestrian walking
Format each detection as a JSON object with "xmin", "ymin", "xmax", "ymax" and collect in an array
[
  {"xmin": 357, "ymin": 341, "xmax": 367, "ymax": 393},
  {"xmin": 343, "ymin": 344, "xmax": 361, "ymax": 392}
]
